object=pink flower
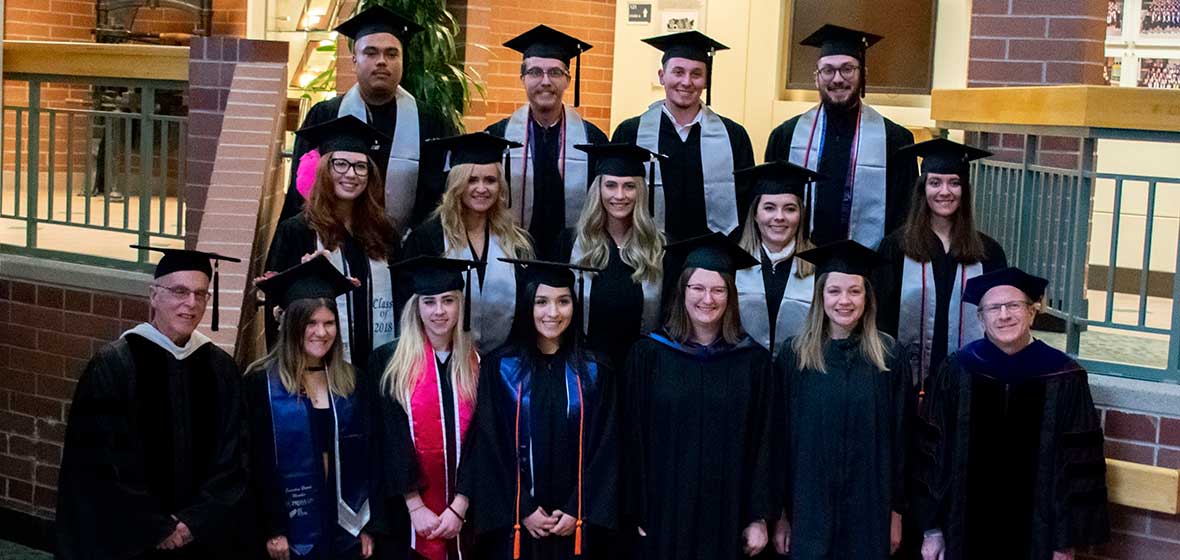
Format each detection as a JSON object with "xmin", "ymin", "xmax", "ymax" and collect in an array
[{"xmin": 295, "ymin": 148, "xmax": 320, "ymax": 199}]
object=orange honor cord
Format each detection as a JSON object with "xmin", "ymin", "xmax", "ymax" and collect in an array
[
  {"xmin": 574, "ymin": 373, "xmax": 585, "ymax": 556},
  {"xmin": 513, "ymin": 382, "xmax": 523, "ymax": 559}
]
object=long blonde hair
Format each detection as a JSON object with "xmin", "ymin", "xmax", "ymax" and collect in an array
[
  {"xmin": 573, "ymin": 175, "xmax": 664, "ymax": 284},
  {"xmin": 247, "ymin": 298, "xmax": 355, "ymax": 396},
  {"xmin": 737, "ymin": 193, "xmax": 815, "ymax": 278},
  {"xmin": 380, "ymin": 293, "xmax": 480, "ymax": 408},
  {"xmin": 792, "ymin": 273, "xmax": 891, "ymax": 373},
  {"xmin": 435, "ymin": 162, "xmax": 534, "ymax": 259}
]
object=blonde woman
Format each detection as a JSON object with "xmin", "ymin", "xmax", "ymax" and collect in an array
[
  {"xmin": 401, "ymin": 132, "xmax": 535, "ymax": 353},
  {"xmin": 368, "ymin": 257, "xmax": 482, "ymax": 560},
  {"xmin": 247, "ymin": 256, "xmax": 376, "ymax": 560},
  {"xmin": 772, "ymin": 240, "xmax": 909, "ymax": 559},
  {"xmin": 734, "ymin": 161, "xmax": 820, "ymax": 356},
  {"xmin": 558, "ymin": 143, "xmax": 665, "ymax": 368}
]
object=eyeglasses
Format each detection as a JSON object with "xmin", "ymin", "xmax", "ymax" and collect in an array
[
  {"xmin": 686, "ymin": 284, "xmax": 728, "ymax": 299},
  {"xmin": 815, "ymin": 64, "xmax": 861, "ymax": 81},
  {"xmin": 523, "ymin": 67, "xmax": 570, "ymax": 80},
  {"xmin": 155, "ymin": 284, "xmax": 211, "ymax": 303},
  {"xmin": 979, "ymin": 300, "xmax": 1032, "ymax": 317},
  {"xmin": 330, "ymin": 158, "xmax": 371, "ymax": 178}
]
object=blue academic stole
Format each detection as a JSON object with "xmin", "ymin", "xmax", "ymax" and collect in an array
[
  {"xmin": 498, "ymin": 356, "xmax": 599, "ymax": 497},
  {"xmin": 266, "ymin": 366, "xmax": 370, "ymax": 558}
]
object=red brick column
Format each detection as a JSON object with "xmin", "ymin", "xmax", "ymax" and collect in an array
[{"xmin": 967, "ymin": 0, "xmax": 1106, "ymax": 168}]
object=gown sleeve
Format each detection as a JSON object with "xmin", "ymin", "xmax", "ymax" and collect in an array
[
  {"xmin": 771, "ymin": 344, "xmax": 795, "ymax": 523},
  {"xmin": 54, "ymin": 345, "xmax": 176, "ymax": 560},
  {"xmin": 910, "ymin": 354, "xmax": 958, "ymax": 533},
  {"xmin": 563, "ymin": 358, "xmax": 620, "ymax": 530},
  {"xmin": 458, "ymin": 356, "xmax": 517, "ymax": 535},
  {"xmin": 243, "ymin": 368, "xmax": 288, "ymax": 540},
  {"xmin": 745, "ymin": 348, "xmax": 778, "ymax": 525},
  {"xmin": 1050, "ymin": 372, "xmax": 1110, "ymax": 550},
  {"xmin": 873, "ymin": 234, "xmax": 904, "ymax": 338},
  {"xmin": 888, "ymin": 338, "xmax": 913, "ymax": 516},
  {"xmin": 174, "ymin": 352, "xmax": 248, "ymax": 540},
  {"xmin": 619, "ymin": 342, "xmax": 651, "ymax": 530},
  {"xmin": 373, "ymin": 350, "xmax": 420, "ymax": 500}
]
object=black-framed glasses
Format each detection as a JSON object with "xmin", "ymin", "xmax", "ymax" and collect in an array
[
  {"xmin": 523, "ymin": 67, "xmax": 570, "ymax": 80},
  {"xmin": 815, "ymin": 64, "xmax": 861, "ymax": 81},
  {"xmin": 330, "ymin": 158, "xmax": 371, "ymax": 178}
]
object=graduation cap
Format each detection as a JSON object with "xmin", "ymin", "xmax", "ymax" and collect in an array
[
  {"xmin": 800, "ymin": 24, "xmax": 883, "ymax": 63},
  {"xmin": 504, "ymin": 25, "xmax": 593, "ymax": 107},
  {"xmin": 334, "ymin": 5, "xmax": 423, "ymax": 45},
  {"xmin": 896, "ymin": 138, "xmax": 993, "ymax": 177},
  {"xmin": 962, "ymin": 266, "xmax": 1049, "ymax": 306},
  {"xmin": 132, "ymin": 245, "xmax": 241, "ymax": 332},
  {"xmin": 735, "ymin": 160, "xmax": 823, "ymax": 200},
  {"xmin": 642, "ymin": 30, "xmax": 729, "ymax": 106},
  {"xmin": 390, "ymin": 256, "xmax": 482, "ymax": 331},
  {"xmin": 256, "ymin": 254, "xmax": 357, "ymax": 310},
  {"xmin": 664, "ymin": 231, "xmax": 759, "ymax": 276},
  {"xmin": 295, "ymin": 115, "xmax": 389, "ymax": 155},
  {"xmin": 428, "ymin": 132, "xmax": 523, "ymax": 210},
  {"xmin": 574, "ymin": 143, "xmax": 667, "ymax": 217},
  {"xmin": 795, "ymin": 239, "xmax": 885, "ymax": 278}
]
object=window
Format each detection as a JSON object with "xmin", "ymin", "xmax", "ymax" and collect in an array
[{"xmin": 783, "ymin": 0, "xmax": 936, "ymax": 94}]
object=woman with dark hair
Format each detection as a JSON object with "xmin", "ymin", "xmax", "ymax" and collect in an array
[
  {"xmin": 266, "ymin": 116, "xmax": 400, "ymax": 370},
  {"xmin": 460, "ymin": 259, "xmax": 618, "ymax": 560},
  {"xmin": 621, "ymin": 232, "xmax": 775, "ymax": 560},
  {"xmin": 773, "ymin": 240, "xmax": 910, "ymax": 560},
  {"xmin": 733, "ymin": 161, "xmax": 821, "ymax": 356},
  {"xmin": 247, "ymin": 256, "xmax": 377, "ymax": 559},
  {"xmin": 875, "ymin": 138, "xmax": 1007, "ymax": 400},
  {"xmin": 369, "ymin": 257, "xmax": 482, "ymax": 560},
  {"xmin": 558, "ymin": 143, "xmax": 665, "ymax": 369},
  {"xmin": 400, "ymin": 132, "xmax": 534, "ymax": 353}
]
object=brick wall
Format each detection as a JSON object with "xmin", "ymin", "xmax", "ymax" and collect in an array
[
  {"xmin": 1083, "ymin": 407, "xmax": 1180, "ymax": 558},
  {"xmin": 335, "ymin": 0, "xmax": 616, "ymax": 133},
  {"xmin": 966, "ymin": 0, "xmax": 1106, "ymax": 169},
  {"xmin": 0, "ymin": 276, "xmax": 150, "ymax": 522}
]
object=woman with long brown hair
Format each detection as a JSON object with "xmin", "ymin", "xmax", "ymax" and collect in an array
[
  {"xmin": 368, "ymin": 257, "xmax": 482, "ymax": 560},
  {"xmin": 400, "ymin": 133, "xmax": 534, "ymax": 353},
  {"xmin": 558, "ymin": 143, "xmax": 665, "ymax": 368},
  {"xmin": 247, "ymin": 256, "xmax": 377, "ymax": 560},
  {"xmin": 266, "ymin": 116, "xmax": 399, "ymax": 370},
  {"xmin": 874, "ymin": 139, "xmax": 1007, "ymax": 399},
  {"xmin": 772, "ymin": 240, "xmax": 909, "ymax": 560},
  {"xmin": 734, "ymin": 161, "xmax": 820, "ymax": 356},
  {"xmin": 621, "ymin": 233, "xmax": 775, "ymax": 560}
]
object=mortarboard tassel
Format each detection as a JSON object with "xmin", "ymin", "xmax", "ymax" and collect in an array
[
  {"xmin": 573, "ymin": 372, "xmax": 586, "ymax": 556},
  {"xmin": 574, "ymin": 48, "xmax": 582, "ymax": 108},
  {"xmin": 705, "ymin": 50, "xmax": 714, "ymax": 106},
  {"xmin": 212, "ymin": 261, "xmax": 220, "ymax": 331},
  {"xmin": 463, "ymin": 268, "xmax": 473, "ymax": 332},
  {"xmin": 504, "ymin": 148, "xmax": 513, "ymax": 209},
  {"xmin": 647, "ymin": 160, "xmax": 657, "ymax": 217}
]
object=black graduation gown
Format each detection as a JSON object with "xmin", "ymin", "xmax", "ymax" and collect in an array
[
  {"xmin": 368, "ymin": 341, "xmax": 474, "ymax": 560},
  {"xmin": 265, "ymin": 214, "xmax": 398, "ymax": 370},
  {"xmin": 621, "ymin": 334, "xmax": 775, "ymax": 560},
  {"xmin": 55, "ymin": 333, "xmax": 247, "ymax": 560},
  {"xmin": 874, "ymin": 230, "xmax": 1008, "ymax": 387},
  {"xmin": 773, "ymin": 334, "xmax": 910, "ymax": 560},
  {"xmin": 486, "ymin": 116, "xmax": 608, "ymax": 261},
  {"xmin": 280, "ymin": 95, "xmax": 456, "ymax": 227},
  {"xmin": 458, "ymin": 347, "xmax": 618, "ymax": 560},
  {"xmin": 243, "ymin": 361, "xmax": 379, "ymax": 560},
  {"xmin": 911, "ymin": 339, "xmax": 1110, "ymax": 560},
  {"xmin": 764, "ymin": 109, "xmax": 917, "ymax": 246},
  {"xmin": 556, "ymin": 229, "xmax": 647, "ymax": 369},
  {"xmin": 611, "ymin": 111, "xmax": 755, "ymax": 242}
]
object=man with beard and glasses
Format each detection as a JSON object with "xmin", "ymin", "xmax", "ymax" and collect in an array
[
  {"xmin": 612, "ymin": 31, "xmax": 755, "ymax": 243},
  {"xmin": 485, "ymin": 26, "xmax": 609, "ymax": 260},
  {"xmin": 765, "ymin": 24, "xmax": 917, "ymax": 249},
  {"xmin": 280, "ymin": 5, "xmax": 455, "ymax": 235}
]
